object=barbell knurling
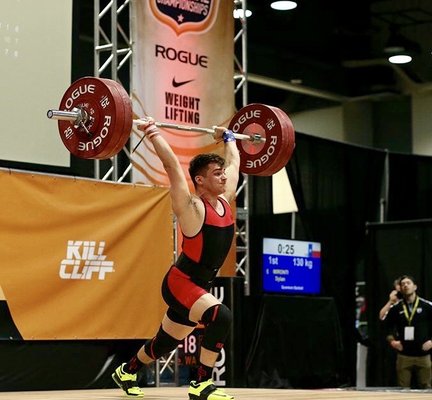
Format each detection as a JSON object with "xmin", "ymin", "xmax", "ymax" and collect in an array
[{"xmin": 133, "ymin": 119, "xmax": 265, "ymax": 143}]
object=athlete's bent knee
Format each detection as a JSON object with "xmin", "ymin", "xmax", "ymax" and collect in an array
[
  {"xmin": 144, "ymin": 326, "xmax": 181, "ymax": 360},
  {"xmin": 201, "ymin": 304, "xmax": 232, "ymax": 352}
]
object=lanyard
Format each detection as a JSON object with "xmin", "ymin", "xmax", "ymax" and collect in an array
[{"xmin": 402, "ymin": 296, "xmax": 420, "ymax": 326}]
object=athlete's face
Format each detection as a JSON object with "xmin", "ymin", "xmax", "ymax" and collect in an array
[{"xmin": 200, "ymin": 163, "xmax": 227, "ymax": 194}]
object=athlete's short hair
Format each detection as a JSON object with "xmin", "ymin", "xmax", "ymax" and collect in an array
[{"xmin": 189, "ymin": 153, "xmax": 225, "ymax": 188}]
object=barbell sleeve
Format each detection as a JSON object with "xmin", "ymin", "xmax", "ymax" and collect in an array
[{"xmin": 47, "ymin": 109, "xmax": 81, "ymax": 122}]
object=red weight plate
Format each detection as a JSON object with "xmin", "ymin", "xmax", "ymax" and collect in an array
[
  {"xmin": 57, "ymin": 77, "xmax": 124, "ymax": 159},
  {"xmin": 104, "ymin": 80, "xmax": 133, "ymax": 158},
  {"xmin": 250, "ymin": 105, "xmax": 288, "ymax": 176},
  {"xmin": 92, "ymin": 78, "xmax": 127, "ymax": 159},
  {"xmin": 90, "ymin": 79, "xmax": 125, "ymax": 159},
  {"xmin": 228, "ymin": 103, "xmax": 287, "ymax": 176},
  {"xmin": 252, "ymin": 106, "xmax": 295, "ymax": 176},
  {"xmin": 273, "ymin": 106, "xmax": 295, "ymax": 157},
  {"xmin": 98, "ymin": 79, "xmax": 133, "ymax": 159},
  {"xmin": 264, "ymin": 106, "xmax": 296, "ymax": 175}
]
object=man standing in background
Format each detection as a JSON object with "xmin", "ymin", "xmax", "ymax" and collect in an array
[{"xmin": 384, "ymin": 275, "xmax": 432, "ymax": 388}]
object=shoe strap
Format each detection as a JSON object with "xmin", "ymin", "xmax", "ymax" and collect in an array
[{"xmin": 199, "ymin": 382, "xmax": 218, "ymax": 398}]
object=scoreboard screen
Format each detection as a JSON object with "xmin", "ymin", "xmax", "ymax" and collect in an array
[{"xmin": 262, "ymin": 237, "xmax": 321, "ymax": 295}]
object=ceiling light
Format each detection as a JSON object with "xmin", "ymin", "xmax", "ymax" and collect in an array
[
  {"xmin": 384, "ymin": 25, "xmax": 418, "ymax": 65},
  {"xmin": 271, "ymin": 1, "xmax": 297, "ymax": 10},
  {"xmin": 233, "ymin": 8, "xmax": 252, "ymax": 19},
  {"xmin": 388, "ymin": 54, "xmax": 412, "ymax": 64}
]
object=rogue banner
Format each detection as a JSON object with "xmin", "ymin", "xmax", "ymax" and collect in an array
[
  {"xmin": 0, "ymin": 169, "xmax": 173, "ymax": 340},
  {"xmin": 131, "ymin": 0, "xmax": 235, "ymax": 186}
]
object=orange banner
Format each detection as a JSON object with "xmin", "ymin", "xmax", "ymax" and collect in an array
[
  {"xmin": 0, "ymin": 169, "xmax": 173, "ymax": 340},
  {"xmin": 131, "ymin": 0, "xmax": 235, "ymax": 186}
]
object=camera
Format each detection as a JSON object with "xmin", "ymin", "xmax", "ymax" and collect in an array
[{"xmin": 396, "ymin": 291, "xmax": 403, "ymax": 299}]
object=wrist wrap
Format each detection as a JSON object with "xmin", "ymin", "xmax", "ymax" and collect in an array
[{"xmin": 223, "ymin": 129, "xmax": 236, "ymax": 143}]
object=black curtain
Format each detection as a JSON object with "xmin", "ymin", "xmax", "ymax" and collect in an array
[
  {"xmin": 247, "ymin": 132, "xmax": 386, "ymax": 386},
  {"xmin": 388, "ymin": 152, "xmax": 432, "ymax": 221},
  {"xmin": 245, "ymin": 295, "xmax": 344, "ymax": 388}
]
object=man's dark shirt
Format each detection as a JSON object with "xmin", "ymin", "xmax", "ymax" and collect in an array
[{"xmin": 384, "ymin": 296, "xmax": 432, "ymax": 356}]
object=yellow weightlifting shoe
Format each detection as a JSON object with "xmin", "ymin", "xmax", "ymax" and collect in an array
[
  {"xmin": 189, "ymin": 379, "xmax": 234, "ymax": 400},
  {"xmin": 112, "ymin": 363, "xmax": 144, "ymax": 397}
]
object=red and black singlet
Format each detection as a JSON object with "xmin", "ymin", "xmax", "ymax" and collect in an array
[{"xmin": 175, "ymin": 196, "xmax": 235, "ymax": 288}]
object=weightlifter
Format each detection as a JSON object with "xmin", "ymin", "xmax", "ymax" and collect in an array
[{"xmin": 112, "ymin": 117, "xmax": 240, "ymax": 399}]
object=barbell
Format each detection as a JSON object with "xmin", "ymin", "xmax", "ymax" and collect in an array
[{"xmin": 47, "ymin": 76, "xmax": 295, "ymax": 176}]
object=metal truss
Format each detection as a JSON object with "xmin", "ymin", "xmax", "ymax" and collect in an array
[
  {"xmin": 233, "ymin": 0, "xmax": 250, "ymax": 295},
  {"xmin": 93, "ymin": 0, "xmax": 132, "ymax": 181}
]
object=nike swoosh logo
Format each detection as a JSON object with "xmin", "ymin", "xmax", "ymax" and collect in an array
[{"xmin": 172, "ymin": 77, "xmax": 195, "ymax": 88}]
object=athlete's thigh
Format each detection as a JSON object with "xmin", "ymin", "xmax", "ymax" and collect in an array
[
  {"xmin": 163, "ymin": 267, "xmax": 207, "ymax": 309},
  {"xmin": 162, "ymin": 267, "xmax": 221, "ymax": 324}
]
